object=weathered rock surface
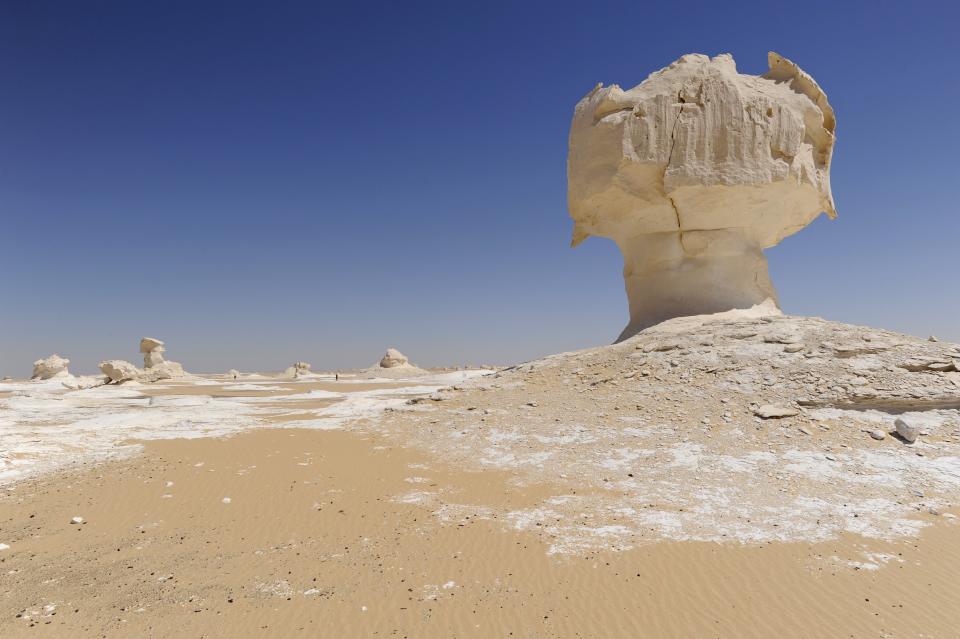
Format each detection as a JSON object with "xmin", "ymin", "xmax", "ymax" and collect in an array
[
  {"xmin": 568, "ymin": 52, "xmax": 836, "ymax": 340},
  {"xmin": 31, "ymin": 354, "xmax": 70, "ymax": 380},
  {"xmin": 379, "ymin": 348, "xmax": 410, "ymax": 368}
]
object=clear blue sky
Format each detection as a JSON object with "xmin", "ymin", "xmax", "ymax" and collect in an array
[{"xmin": 2, "ymin": 0, "xmax": 958, "ymax": 376}]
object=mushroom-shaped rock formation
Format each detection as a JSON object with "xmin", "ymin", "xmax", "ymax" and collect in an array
[
  {"xmin": 568, "ymin": 52, "xmax": 836, "ymax": 340},
  {"xmin": 31, "ymin": 354, "xmax": 71, "ymax": 380},
  {"xmin": 140, "ymin": 337, "xmax": 166, "ymax": 368},
  {"xmin": 98, "ymin": 336, "xmax": 186, "ymax": 384},
  {"xmin": 379, "ymin": 348, "xmax": 410, "ymax": 368}
]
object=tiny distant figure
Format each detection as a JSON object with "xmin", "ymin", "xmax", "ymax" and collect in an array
[{"xmin": 335, "ymin": 373, "xmax": 339, "ymax": 381}]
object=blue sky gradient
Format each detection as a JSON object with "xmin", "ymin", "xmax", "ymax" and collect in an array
[{"xmin": 2, "ymin": 0, "xmax": 958, "ymax": 376}]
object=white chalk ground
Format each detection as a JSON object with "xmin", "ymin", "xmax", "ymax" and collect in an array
[{"xmin": 0, "ymin": 369, "xmax": 491, "ymax": 485}]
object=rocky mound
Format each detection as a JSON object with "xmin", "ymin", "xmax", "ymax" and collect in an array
[
  {"xmin": 380, "ymin": 311, "xmax": 960, "ymax": 553},
  {"xmin": 355, "ymin": 348, "xmax": 429, "ymax": 379}
]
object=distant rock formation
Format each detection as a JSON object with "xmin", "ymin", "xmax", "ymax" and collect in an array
[
  {"xmin": 98, "ymin": 337, "xmax": 186, "ymax": 384},
  {"xmin": 140, "ymin": 337, "xmax": 166, "ymax": 368},
  {"xmin": 379, "ymin": 348, "xmax": 410, "ymax": 368},
  {"xmin": 356, "ymin": 348, "xmax": 428, "ymax": 379},
  {"xmin": 568, "ymin": 52, "xmax": 836, "ymax": 340},
  {"xmin": 283, "ymin": 361, "xmax": 312, "ymax": 379},
  {"xmin": 31, "ymin": 354, "xmax": 70, "ymax": 380},
  {"xmin": 227, "ymin": 369, "xmax": 241, "ymax": 380}
]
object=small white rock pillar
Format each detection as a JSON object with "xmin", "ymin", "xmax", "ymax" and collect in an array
[
  {"xmin": 140, "ymin": 337, "xmax": 166, "ymax": 368},
  {"xmin": 568, "ymin": 52, "xmax": 837, "ymax": 340}
]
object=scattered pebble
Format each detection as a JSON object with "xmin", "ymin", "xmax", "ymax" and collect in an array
[
  {"xmin": 869, "ymin": 430, "xmax": 886, "ymax": 441},
  {"xmin": 70, "ymin": 516, "xmax": 84, "ymax": 525},
  {"xmin": 895, "ymin": 418, "xmax": 919, "ymax": 444},
  {"xmin": 0, "ymin": 543, "xmax": 9, "ymax": 551},
  {"xmin": 222, "ymin": 497, "xmax": 232, "ymax": 504},
  {"xmin": 753, "ymin": 404, "xmax": 799, "ymax": 419}
]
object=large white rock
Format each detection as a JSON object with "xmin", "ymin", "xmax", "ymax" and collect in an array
[
  {"xmin": 379, "ymin": 348, "xmax": 410, "ymax": 368},
  {"xmin": 99, "ymin": 360, "xmax": 141, "ymax": 383},
  {"xmin": 568, "ymin": 52, "xmax": 836, "ymax": 340},
  {"xmin": 31, "ymin": 354, "xmax": 70, "ymax": 380}
]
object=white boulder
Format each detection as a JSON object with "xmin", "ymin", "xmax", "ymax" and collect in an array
[
  {"xmin": 31, "ymin": 354, "xmax": 70, "ymax": 380},
  {"xmin": 568, "ymin": 52, "xmax": 837, "ymax": 340},
  {"xmin": 99, "ymin": 360, "xmax": 141, "ymax": 383}
]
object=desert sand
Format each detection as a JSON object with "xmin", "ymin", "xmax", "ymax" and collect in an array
[{"xmin": 2, "ymin": 417, "xmax": 958, "ymax": 637}]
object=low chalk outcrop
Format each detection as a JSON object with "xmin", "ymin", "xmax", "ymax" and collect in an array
[
  {"xmin": 62, "ymin": 375, "xmax": 109, "ymax": 391},
  {"xmin": 99, "ymin": 337, "xmax": 186, "ymax": 384},
  {"xmin": 31, "ymin": 354, "xmax": 71, "ymax": 380},
  {"xmin": 568, "ymin": 52, "xmax": 836, "ymax": 340}
]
